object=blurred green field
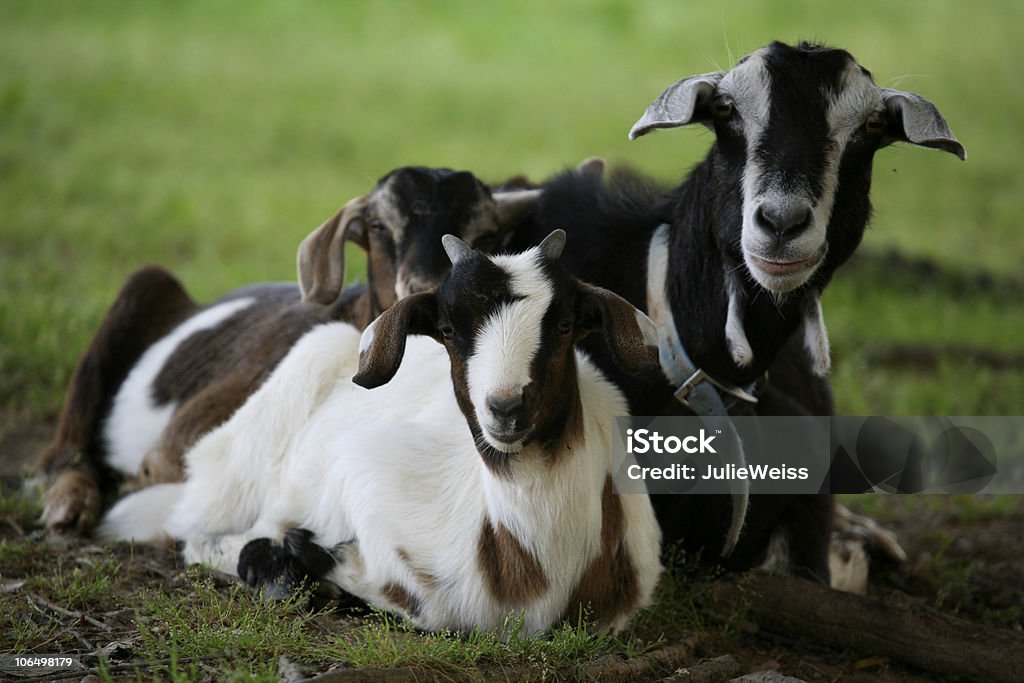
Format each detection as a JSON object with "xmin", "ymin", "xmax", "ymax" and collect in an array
[{"xmin": 2, "ymin": 0, "xmax": 1022, "ymax": 421}]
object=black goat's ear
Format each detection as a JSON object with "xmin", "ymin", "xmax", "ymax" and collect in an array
[
  {"xmin": 297, "ymin": 195, "xmax": 370, "ymax": 305},
  {"xmin": 352, "ymin": 292, "xmax": 438, "ymax": 389},
  {"xmin": 880, "ymin": 89, "xmax": 966, "ymax": 160},
  {"xmin": 577, "ymin": 283, "xmax": 661, "ymax": 376},
  {"xmin": 629, "ymin": 72, "xmax": 724, "ymax": 140}
]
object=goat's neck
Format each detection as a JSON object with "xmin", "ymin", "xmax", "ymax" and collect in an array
[
  {"xmin": 476, "ymin": 438, "xmax": 604, "ymax": 565},
  {"xmin": 663, "ymin": 156, "xmax": 810, "ymax": 385},
  {"xmin": 475, "ymin": 358, "xmax": 615, "ymax": 547}
]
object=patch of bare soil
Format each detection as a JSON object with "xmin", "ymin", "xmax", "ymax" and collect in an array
[
  {"xmin": 2, "ymin": 418, "xmax": 1022, "ymax": 682},
  {"xmin": 0, "ymin": 415, "xmax": 50, "ymax": 488}
]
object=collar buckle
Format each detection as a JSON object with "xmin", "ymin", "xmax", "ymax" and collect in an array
[{"xmin": 674, "ymin": 368, "xmax": 759, "ymax": 411}]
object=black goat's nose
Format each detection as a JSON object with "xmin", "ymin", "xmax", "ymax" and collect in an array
[
  {"xmin": 755, "ymin": 204, "xmax": 812, "ymax": 238},
  {"xmin": 488, "ymin": 393, "xmax": 523, "ymax": 419}
]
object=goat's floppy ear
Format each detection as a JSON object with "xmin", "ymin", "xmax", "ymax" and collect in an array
[
  {"xmin": 880, "ymin": 89, "xmax": 966, "ymax": 160},
  {"xmin": 577, "ymin": 283, "xmax": 661, "ymax": 376},
  {"xmin": 352, "ymin": 291, "xmax": 438, "ymax": 389},
  {"xmin": 494, "ymin": 188, "xmax": 542, "ymax": 227},
  {"xmin": 629, "ymin": 72, "xmax": 724, "ymax": 140},
  {"xmin": 297, "ymin": 194, "xmax": 370, "ymax": 305}
]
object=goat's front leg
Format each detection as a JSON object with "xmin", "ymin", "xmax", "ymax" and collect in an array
[
  {"xmin": 39, "ymin": 266, "xmax": 196, "ymax": 533},
  {"xmin": 182, "ymin": 520, "xmax": 285, "ymax": 576}
]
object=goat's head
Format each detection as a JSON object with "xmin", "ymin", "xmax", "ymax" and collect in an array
[
  {"xmin": 297, "ymin": 166, "xmax": 540, "ymax": 317},
  {"xmin": 630, "ymin": 40, "xmax": 965, "ymax": 295},
  {"xmin": 352, "ymin": 230, "xmax": 661, "ymax": 470}
]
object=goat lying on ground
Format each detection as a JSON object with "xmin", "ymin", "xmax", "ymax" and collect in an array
[
  {"xmin": 507, "ymin": 41, "xmax": 965, "ymax": 584},
  {"xmin": 38, "ymin": 166, "xmax": 539, "ymax": 534},
  {"xmin": 100, "ymin": 231, "xmax": 664, "ymax": 634}
]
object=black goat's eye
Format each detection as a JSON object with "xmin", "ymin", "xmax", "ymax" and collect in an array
[
  {"xmin": 864, "ymin": 112, "xmax": 885, "ymax": 134},
  {"xmin": 558, "ymin": 319, "xmax": 573, "ymax": 336},
  {"xmin": 369, "ymin": 219, "xmax": 387, "ymax": 233},
  {"xmin": 713, "ymin": 96, "xmax": 734, "ymax": 119},
  {"xmin": 439, "ymin": 324, "xmax": 455, "ymax": 340}
]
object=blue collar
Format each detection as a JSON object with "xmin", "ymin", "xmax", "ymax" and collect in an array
[{"xmin": 645, "ymin": 223, "xmax": 751, "ymax": 556}]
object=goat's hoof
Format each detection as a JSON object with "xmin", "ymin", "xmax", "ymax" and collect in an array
[
  {"xmin": 41, "ymin": 469, "xmax": 101, "ymax": 534},
  {"xmin": 238, "ymin": 538, "xmax": 310, "ymax": 600},
  {"xmin": 833, "ymin": 503, "xmax": 907, "ymax": 564},
  {"xmin": 283, "ymin": 528, "xmax": 337, "ymax": 577},
  {"xmin": 828, "ymin": 538, "xmax": 869, "ymax": 594}
]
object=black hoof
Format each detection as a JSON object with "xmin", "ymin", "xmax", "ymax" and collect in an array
[
  {"xmin": 283, "ymin": 527, "xmax": 338, "ymax": 578},
  {"xmin": 237, "ymin": 538, "xmax": 311, "ymax": 600},
  {"xmin": 238, "ymin": 529, "xmax": 367, "ymax": 611}
]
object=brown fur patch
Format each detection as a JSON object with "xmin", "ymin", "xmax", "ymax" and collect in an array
[
  {"xmin": 528, "ymin": 347, "xmax": 584, "ymax": 465},
  {"xmin": 151, "ymin": 284, "xmax": 309, "ymax": 404},
  {"xmin": 380, "ymin": 581, "xmax": 422, "ymax": 617},
  {"xmin": 563, "ymin": 475, "xmax": 639, "ymax": 628},
  {"xmin": 477, "ymin": 518, "xmax": 548, "ymax": 605}
]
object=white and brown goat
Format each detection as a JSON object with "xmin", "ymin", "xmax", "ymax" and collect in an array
[
  {"xmin": 99, "ymin": 231, "xmax": 663, "ymax": 634},
  {"xmin": 37, "ymin": 166, "xmax": 539, "ymax": 533}
]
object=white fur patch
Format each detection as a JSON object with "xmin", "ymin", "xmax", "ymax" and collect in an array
[
  {"xmin": 803, "ymin": 296, "xmax": 831, "ymax": 376},
  {"xmin": 97, "ymin": 482, "xmax": 183, "ymax": 542},
  {"xmin": 103, "ymin": 297, "xmax": 255, "ymax": 475},
  {"xmin": 725, "ymin": 277, "xmax": 753, "ymax": 367},
  {"xmin": 758, "ymin": 528, "xmax": 791, "ymax": 574},
  {"xmin": 467, "ymin": 249, "xmax": 553, "ymax": 451}
]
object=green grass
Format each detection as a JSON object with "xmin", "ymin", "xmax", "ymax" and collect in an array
[
  {"xmin": 335, "ymin": 608, "xmax": 657, "ymax": 675},
  {"xmin": 841, "ymin": 493, "xmax": 1024, "ymax": 523},
  {"xmin": 1, "ymin": 0, "xmax": 1022, "ymax": 420},
  {"xmin": 132, "ymin": 573, "xmax": 339, "ymax": 677},
  {"xmin": 132, "ymin": 571, "xmax": 667, "ymax": 680}
]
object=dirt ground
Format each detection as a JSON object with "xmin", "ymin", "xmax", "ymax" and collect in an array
[{"xmin": 1, "ymin": 415, "xmax": 1022, "ymax": 682}]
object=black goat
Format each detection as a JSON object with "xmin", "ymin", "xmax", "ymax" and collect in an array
[{"xmin": 507, "ymin": 41, "xmax": 964, "ymax": 583}]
